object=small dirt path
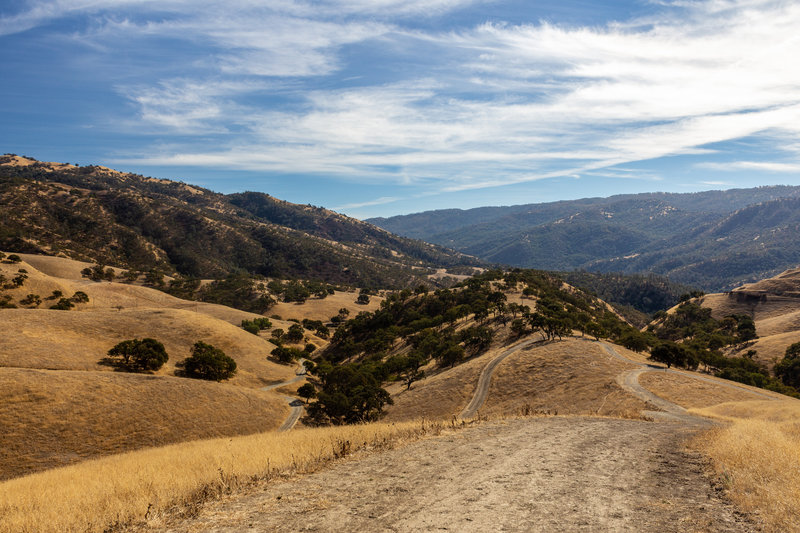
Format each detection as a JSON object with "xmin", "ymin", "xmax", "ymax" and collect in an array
[
  {"xmin": 150, "ymin": 417, "xmax": 752, "ymax": 533},
  {"xmin": 144, "ymin": 340, "xmax": 760, "ymax": 532},
  {"xmin": 600, "ymin": 342, "xmax": 776, "ymax": 404},
  {"xmin": 459, "ymin": 338, "xmax": 537, "ymax": 419},
  {"xmin": 261, "ymin": 360, "xmax": 306, "ymax": 432}
]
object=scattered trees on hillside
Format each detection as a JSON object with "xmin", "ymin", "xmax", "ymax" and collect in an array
[
  {"xmin": 304, "ymin": 361, "xmax": 393, "ymax": 425},
  {"xmin": 241, "ymin": 317, "xmax": 271, "ymax": 335},
  {"xmin": 106, "ymin": 338, "xmax": 169, "ymax": 372},
  {"xmin": 81, "ymin": 264, "xmax": 115, "ymax": 282},
  {"xmin": 776, "ymin": 342, "xmax": 800, "ymax": 390}
]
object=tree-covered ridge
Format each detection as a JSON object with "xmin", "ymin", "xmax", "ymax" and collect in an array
[
  {"xmin": 556, "ymin": 271, "xmax": 694, "ymax": 325},
  {"xmin": 300, "ymin": 269, "xmax": 645, "ymax": 425},
  {"xmin": 369, "ymin": 187, "xmax": 800, "ymax": 291},
  {"xmin": 0, "ymin": 155, "xmax": 480, "ymax": 289}
]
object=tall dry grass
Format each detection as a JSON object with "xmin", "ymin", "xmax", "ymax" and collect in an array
[
  {"xmin": 0, "ymin": 419, "xmax": 454, "ymax": 533},
  {"xmin": 691, "ymin": 400, "xmax": 800, "ymax": 532}
]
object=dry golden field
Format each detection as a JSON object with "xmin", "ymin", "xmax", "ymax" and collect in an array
[
  {"xmin": 270, "ymin": 289, "xmax": 383, "ymax": 322},
  {"xmin": 0, "ymin": 367, "xmax": 288, "ymax": 480},
  {"xmin": 0, "ymin": 307, "xmax": 293, "ymax": 388},
  {"xmin": 0, "ymin": 253, "xmax": 301, "ymax": 481},
  {"xmin": 692, "ymin": 399, "xmax": 800, "ymax": 532},
  {"xmin": 0, "ymin": 418, "xmax": 455, "ymax": 533}
]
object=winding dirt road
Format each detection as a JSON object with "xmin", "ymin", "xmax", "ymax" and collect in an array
[
  {"xmin": 262, "ymin": 360, "xmax": 307, "ymax": 432},
  {"xmin": 147, "ymin": 339, "xmax": 761, "ymax": 532},
  {"xmin": 459, "ymin": 339, "xmax": 537, "ymax": 419}
]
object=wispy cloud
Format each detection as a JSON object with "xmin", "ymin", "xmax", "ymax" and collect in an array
[
  {"xmin": 333, "ymin": 196, "xmax": 401, "ymax": 210},
  {"xmin": 699, "ymin": 161, "xmax": 800, "ymax": 173},
  {"xmin": 7, "ymin": 0, "xmax": 800, "ymax": 198}
]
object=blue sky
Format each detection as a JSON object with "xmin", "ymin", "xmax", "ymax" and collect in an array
[{"xmin": 2, "ymin": 0, "xmax": 800, "ymax": 219}]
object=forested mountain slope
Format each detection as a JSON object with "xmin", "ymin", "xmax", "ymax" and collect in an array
[
  {"xmin": 369, "ymin": 187, "xmax": 800, "ymax": 290},
  {"xmin": 0, "ymin": 155, "xmax": 479, "ymax": 288}
]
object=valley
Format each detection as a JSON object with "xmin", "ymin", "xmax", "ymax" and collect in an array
[{"xmin": 2, "ymin": 158, "xmax": 800, "ymax": 532}]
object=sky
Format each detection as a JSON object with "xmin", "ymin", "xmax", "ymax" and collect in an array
[{"xmin": 2, "ymin": 0, "xmax": 800, "ymax": 219}]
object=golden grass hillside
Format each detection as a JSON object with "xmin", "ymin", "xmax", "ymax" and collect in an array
[
  {"xmin": 691, "ymin": 399, "xmax": 800, "ymax": 532},
  {"xmin": 270, "ymin": 289, "xmax": 383, "ymax": 322},
  {"xmin": 688, "ymin": 270, "xmax": 800, "ymax": 367},
  {"xmin": 0, "ymin": 367, "xmax": 288, "ymax": 480},
  {"xmin": 483, "ymin": 338, "xmax": 648, "ymax": 418},
  {"xmin": 1, "ymin": 255, "xmax": 263, "ymax": 325},
  {"xmin": 0, "ymin": 307, "xmax": 294, "ymax": 388},
  {"xmin": 0, "ymin": 418, "xmax": 451, "ymax": 533}
]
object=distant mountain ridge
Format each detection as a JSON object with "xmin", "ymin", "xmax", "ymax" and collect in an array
[
  {"xmin": 0, "ymin": 155, "xmax": 479, "ymax": 287},
  {"xmin": 368, "ymin": 187, "xmax": 800, "ymax": 291}
]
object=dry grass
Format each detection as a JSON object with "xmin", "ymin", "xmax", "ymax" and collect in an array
[
  {"xmin": 384, "ymin": 348, "xmax": 489, "ymax": 422},
  {"xmin": 0, "ymin": 367, "xmax": 288, "ymax": 480},
  {"xmin": 270, "ymin": 290, "xmax": 383, "ymax": 322},
  {"xmin": 639, "ymin": 371, "xmax": 777, "ymax": 409},
  {"xmin": 691, "ymin": 399, "xmax": 800, "ymax": 532},
  {"xmin": 1, "ymin": 258, "xmax": 263, "ymax": 325},
  {"xmin": 12, "ymin": 252, "xmax": 127, "ymax": 280},
  {"xmin": 0, "ymin": 418, "xmax": 460, "ymax": 533},
  {"xmin": 483, "ymin": 337, "xmax": 647, "ymax": 418},
  {"xmin": 0, "ymin": 307, "xmax": 294, "ymax": 388}
]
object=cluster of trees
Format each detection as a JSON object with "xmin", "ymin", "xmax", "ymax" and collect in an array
[
  {"xmin": 241, "ymin": 317, "xmax": 272, "ymax": 335},
  {"xmin": 267, "ymin": 279, "xmax": 335, "ymax": 303},
  {"xmin": 107, "ymin": 338, "xmax": 169, "ymax": 372},
  {"xmin": 81, "ymin": 264, "xmax": 116, "ymax": 282},
  {"xmin": 300, "ymin": 269, "xmax": 641, "ymax": 424},
  {"xmin": 303, "ymin": 360, "xmax": 393, "ymax": 425},
  {"xmin": 646, "ymin": 299, "xmax": 796, "ymax": 395},
  {"xmin": 49, "ymin": 291, "xmax": 90, "ymax": 310},
  {"xmin": 775, "ymin": 342, "xmax": 800, "ymax": 390},
  {"xmin": 105, "ymin": 338, "xmax": 236, "ymax": 381}
]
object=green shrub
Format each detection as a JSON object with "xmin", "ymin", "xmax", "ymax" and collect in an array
[
  {"xmin": 50, "ymin": 298, "xmax": 75, "ymax": 310},
  {"xmin": 183, "ymin": 341, "xmax": 237, "ymax": 381},
  {"xmin": 107, "ymin": 338, "xmax": 169, "ymax": 372}
]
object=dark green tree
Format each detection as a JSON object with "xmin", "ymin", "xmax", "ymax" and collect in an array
[
  {"xmin": 183, "ymin": 341, "xmax": 237, "ymax": 381},
  {"xmin": 107, "ymin": 338, "xmax": 169, "ymax": 372},
  {"xmin": 297, "ymin": 383, "xmax": 317, "ymax": 403}
]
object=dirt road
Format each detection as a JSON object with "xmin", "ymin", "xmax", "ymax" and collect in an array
[
  {"xmin": 262, "ymin": 360, "xmax": 307, "ymax": 432},
  {"xmin": 459, "ymin": 338, "xmax": 537, "ymax": 419},
  {"xmin": 150, "ymin": 417, "xmax": 752, "ymax": 532},
  {"xmin": 145, "ymin": 340, "xmax": 758, "ymax": 532}
]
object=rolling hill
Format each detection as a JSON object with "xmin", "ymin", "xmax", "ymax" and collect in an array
[
  {"xmin": 368, "ymin": 187, "xmax": 800, "ymax": 291},
  {"xmin": 0, "ymin": 154, "xmax": 480, "ymax": 289}
]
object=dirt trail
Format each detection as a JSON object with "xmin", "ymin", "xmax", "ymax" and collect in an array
[
  {"xmin": 144, "ymin": 338, "xmax": 761, "ymax": 532},
  {"xmin": 459, "ymin": 338, "xmax": 537, "ymax": 419},
  {"xmin": 149, "ymin": 417, "xmax": 752, "ymax": 533}
]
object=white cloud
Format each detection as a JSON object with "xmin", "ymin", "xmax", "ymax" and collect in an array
[
  {"xmin": 333, "ymin": 196, "xmax": 400, "ymax": 210},
  {"xmin": 699, "ymin": 161, "xmax": 800, "ymax": 173},
  {"xmin": 9, "ymin": 0, "xmax": 800, "ymax": 195}
]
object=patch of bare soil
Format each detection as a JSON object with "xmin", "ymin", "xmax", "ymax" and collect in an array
[{"xmin": 145, "ymin": 417, "xmax": 754, "ymax": 533}]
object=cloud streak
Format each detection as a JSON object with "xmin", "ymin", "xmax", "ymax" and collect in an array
[{"xmin": 7, "ymin": 0, "xmax": 800, "ymax": 200}]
